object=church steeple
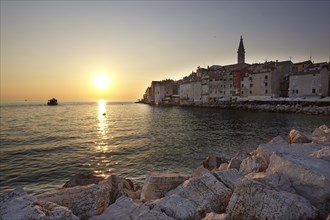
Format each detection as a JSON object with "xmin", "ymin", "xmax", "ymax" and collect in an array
[{"xmin": 237, "ymin": 36, "xmax": 245, "ymax": 64}]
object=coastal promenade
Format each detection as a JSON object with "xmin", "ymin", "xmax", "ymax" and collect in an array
[{"xmin": 1, "ymin": 125, "xmax": 329, "ymax": 219}]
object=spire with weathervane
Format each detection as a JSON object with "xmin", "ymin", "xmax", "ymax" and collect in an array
[{"xmin": 237, "ymin": 36, "xmax": 245, "ymax": 64}]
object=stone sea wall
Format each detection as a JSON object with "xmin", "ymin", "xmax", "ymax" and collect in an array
[
  {"xmin": 182, "ymin": 100, "xmax": 330, "ymax": 115},
  {"xmin": 1, "ymin": 125, "xmax": 330, "ymax": 220}
]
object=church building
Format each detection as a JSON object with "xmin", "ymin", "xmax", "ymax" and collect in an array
[{"xmin": 237, "ymin": 36, "xmax": 245, "ymax": 64}]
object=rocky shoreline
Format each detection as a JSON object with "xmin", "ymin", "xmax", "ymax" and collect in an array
[
  {"xmin": 161, "ymin": 100, "xmax": 330, "ymax": 115},
  {"xmin": 1, "ymin": 125, "xmax": 330, "ymax": 220}
]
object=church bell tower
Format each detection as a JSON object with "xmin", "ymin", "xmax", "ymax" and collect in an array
[{"xmin": 237, "ymin": 36, "xmax": 245, "ymax": 64}]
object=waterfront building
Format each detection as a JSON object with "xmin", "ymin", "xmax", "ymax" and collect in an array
[
  {"xmin": 289, "ymin": 65, "xmax": 329, "ymax": 97},
  {"xmin": 241, "ymin": 62, "xmax": 281, "ymax": 97},
  {"xmin": 276, "ymin": 60, "xmax": 295, "ymax": 97},
  {"xmin": 179, "ymin": 80, "xmax": 202, "ymax": 105}
]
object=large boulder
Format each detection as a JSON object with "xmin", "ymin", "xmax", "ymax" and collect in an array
[
  {"xmin": 245, "ymin": 172, "xmax": 296, "ymax": 193},
  {"xmin": 63, "ymin": 172, "xmax": 105, "ymax": 188},
  {"xmin": 203, "ymin": 156, "xmax": 228, "ymax": 170},
  {"xmin": 153, "ymin": 194, "xmax": 197, "ymax": 219},
  {"xmin": 310, "ymin": 146, "xmax": 330, "ymax": 161},
  {"xmin": 192, "ymin": 165, "xmax": 211, "ymax": 178},
  {"xmin": 227, "ymin": 152, "xmax": 248, "ymax": 170},
  {"xmin": 166, "ymin": 172, "xmax": 232, "ymax": 218},
  {"xmin": 255, "ymin": 142, "xmax": 323, "ymax": 162},
  {"xmin": 202, "ymin": 213, "xmax": 230, "ymax": 220},
  {"xmin": 90, "ymin": 196, "xmax": 150, "ymax": 220},
  {"xmin": 312, "ymin": 125, "xmax": 330, "ymax": 143},
  {"xmin": 212, "ymin": 169, "xmax": 244, "ymax": 192},
  {"xmin": 140, "ymin": 172, "xmax": 191, "ymax": 202},
  {"xmin": 288, "ymin": 129, "xmax": 311, "ymax": 144},
  {"xmin": 0, "ymin": 188, "xmax": 78, "ymax": 220},
  {"xmin": 107, "ymin": 175, "xmax": 138, "ymax": 202},
  {"xmin": 238, "ymin": 155, "xmax": 268, "ymax": 176},
  {"xmin": 267, "ymin": 152, "xmax": 330, "ymax": 218},
  {"xmin": 37, "ymin": 179, "xmax": 111, "ymax": 219},
  {"xmin": 226, "ymin": 178, "xmax": 319, "ymax": 220}
]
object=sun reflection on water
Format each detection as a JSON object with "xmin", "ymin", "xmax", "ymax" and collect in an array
[
  {"xmin": 94, "ymin": 100, "xmax": 112, "ymax": 177},
  {"xmin": 96, "ymin": 100, "xmax": 109, "ymax": 152}
]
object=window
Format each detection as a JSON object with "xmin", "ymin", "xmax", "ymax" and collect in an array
[
  {"xmin": 265, "ymin": 75, "xmax": 268, "ymax": 79},
  {"xmin": 265, "ymin": 82, "xmax": 268, "ymax": 86},
  {"xmin": 265, "ymin": 89, "xmax": 268, "ymax": 94},
  {"xmin": 241, "ymin": 78, "xmax": 244, "ymax": 81},
  {"xmin": 292, "ymin": 90, "xmax": 295, "ymax": 94},
  {"xmin": 242, "ymin": 91, "xmax": 244, "ymax": 94},
  {"xmin": 242, "ymin": 84, "xmax": 244, "ymax": 88},
  {"xmin": 230, "ymin": 84, "xmax": 232, "ymax": 88},
  {"xmin": 312, "ymin": 88, "xmax": 315, "ymax": 94},
  {"xmin": 229, "ymin": 78, "xmax": 232, "ymax": 81},
  {"xmin": 249, "ymin": 77, "xmax": 252, "ymax": 81},
  {"xmin": 296, "ymin": 90, "xmax": 299, "ymax": 94},
  {"xmin": 250, "ymin": 84, "xmax": 253, "ymax": 87},
  {"xmin": 250, "ymin": 90, "xmax": 252, "ymax": 94}
]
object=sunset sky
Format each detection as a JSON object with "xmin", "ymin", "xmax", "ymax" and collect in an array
[{"xmin": 1, "ymin": 1, "xmax": 329, "ymax": 101}]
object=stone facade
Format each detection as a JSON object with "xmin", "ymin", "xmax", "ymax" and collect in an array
[{"xmin": 289, "ymin": 66, "xmax": 329, "ymax": 97}]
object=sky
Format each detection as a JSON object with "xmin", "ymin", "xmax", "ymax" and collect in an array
[{"xmin": 1, "ymin": 1, "xmax": 329, "ymax": 101}]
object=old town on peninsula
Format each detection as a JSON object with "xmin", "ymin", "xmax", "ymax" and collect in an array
[{"xmin": 140, "ymin": 36, "xmax": 330, "ymax": 112}]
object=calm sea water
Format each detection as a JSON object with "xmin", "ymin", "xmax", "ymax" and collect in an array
[{"xmin": 0, "ymin": 101, "xmax": 329, "ymax": 195}]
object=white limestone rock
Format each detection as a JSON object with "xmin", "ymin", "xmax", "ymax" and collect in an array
[
  {"xmin": 37, "ymin": 179, "xmax": 111, "ymax": 219},
  {"xmin": 137, "ymin": 210, "xmax": 175, "ymax": 220},
  {"xmin": 203, "ymin": 156, "xmax": 228, "ymax": 170},
  {"xmin": 245, "ymin": 172, "xmax": 296, "ymax": 193},
  {"xmin": 107, "ymin": 175, "xmax": 138, "ymax": 202},
  {"xmin": 288, "ymin": 129, "xmax": 311, "ymax": 144},
  {"xmin": 192, "ymin": 165, "xmax": 211, "ymax": 178},
  {"xmin": 310, "ymin": 146, "xmax": 330, "ymax": 161},
  {"xmin": 267, "ymin": 152, "xmax": 330, "ymax": 218},
  {"xmin": 226, "ymin": 178, "xmax": 319, "ymax": 220},
  {"xmin": 141, "ymin": 172, "xmax": 191, "ymax": 202},
  {"xmin": 227, "ymin": 152, "xmax": 248, "ymax": 170},
  {"xmin": 166, "ymin": 173, "xmax": 232, "ymax": 217},
  {"xmin": 202, "ymin": 213, "xmax": 230, "ymax": 220},
  {"xmin": 255, "ymin": 142, "xmax": 323, "ymax": 162},
  {"xmin": 90, "ymin": 196, "xmax": 149, "ymax": 220},
  {"xmin": 212, "ymin": 169, "xmax": 244, "ymax": 192},
  {"xmin": 0, "ymin": 188, "xmax": 78, "ymax": 220},
  {"xmin": 153, "ymin": 194, "xmax": 197, "ymax": 219},
  {"xmin": 267, "ymin": 135, "xmax": 286, "ymax": 144},
  {"xmin": 238, "ymin": 155, "xmax": 268, "ymax": 176},
  {"xmin": 63, "ymin": 172, "xmax": 105, "ymax": 188},
  {"xmin": 218, "ymin": 163, "xmax": 229, "ymax": 171},
  {"xmin": 312, "ymin": 125, "xmax": 330, "ymax": 143}
]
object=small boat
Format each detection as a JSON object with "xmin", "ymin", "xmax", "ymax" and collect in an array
[{"xmin": 47, "ymin": 98, "xmax": 58, "ymax": 106}]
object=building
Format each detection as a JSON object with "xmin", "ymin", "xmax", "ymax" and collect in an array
[
  {"xmin": 237, "ymin": 36, "xmax": 245, "ymax": 64},
  {"xmin": 241, "ymin": 62, "xmax": 281, "ymax": 97},
  {"xmin": 294, "ymin": 60, "xmax": 313, "ymax": 72},
  {"xmin": 276, "ymin": 60, "xmax": 295, "ymax": 97},
  {"xmin": 289, "ymin": 65, "xmax": 329, "ymax": 97},
  {"xmin": 179, "ymin": 80, "xmax": 202, "ymax": 105}
]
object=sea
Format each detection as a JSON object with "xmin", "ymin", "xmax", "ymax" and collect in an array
[{"xmin": 0, "ymin": 100, "xmax": 329, "ymax": 195}]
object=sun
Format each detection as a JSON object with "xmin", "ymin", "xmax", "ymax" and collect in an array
[{"xmin": 94, "ymin": 74, "xmax": 110, "ymax": 89}]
